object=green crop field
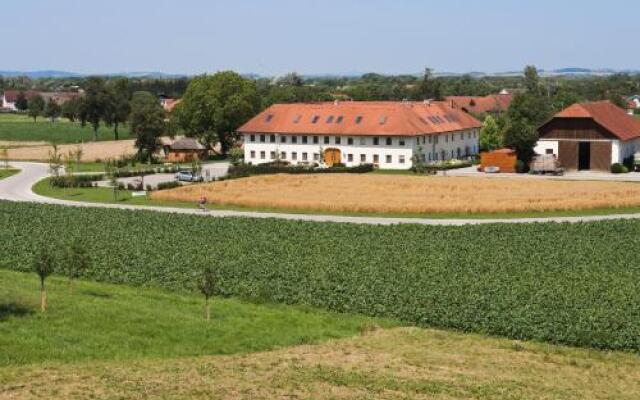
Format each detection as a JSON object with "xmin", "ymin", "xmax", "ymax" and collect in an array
[
  {"xmin": 0, "ymin": 201, "xmax": 639, "ymax": 352},
  {"xmin": 0, "ymin": 113, "xmax": 132, "ymax": 143}
]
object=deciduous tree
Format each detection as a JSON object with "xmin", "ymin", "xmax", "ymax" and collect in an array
[
  {"xmin": 63, "ymin": 241, "xmax": 89, "ymax": 294},
  {"xmin": 78, "ymin": 77, "xmax": 110, "ymax": 141},
  {"xmin": 198, "ymin": 267, "xmax": 215, "ymax": 320},
  {"xmin": 28, "ymin": 95, "xmax": 45, "ymax": 122},
  {"xmin": 130, "ymin": 91, "xmax": 166, "ymax": 163},
  {"xmin": 44, "ymin": 98, "xmax": 61, "ymax": 122},
  {"xmin": 33, "ymin": 249, "xmax": 56, "ymax": 312},
  {"xmin": 14, "ymin": 92, "xmax": 28, "ymax": 111},
  {"xmin": 104, "ymin": 78, "xmax": 132, "ymax": 140},
  {"xmin": 174, "ymin": 72, "xmax": 260, "ymax": 154},
  {"xmin": 479, "ymin": 115, "xmax": 503, "ymax": 151}
]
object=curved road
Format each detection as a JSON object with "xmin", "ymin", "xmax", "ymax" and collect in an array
[{"xmin": 3, "ymin": 161, "xmax": 640, "ymax": 226}]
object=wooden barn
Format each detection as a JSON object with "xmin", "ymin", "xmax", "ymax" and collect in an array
[
  {"xmin": 536, "ymin": 101, "xmax": 640, "ymax": 171},
  {"xmin": 165, "ymin": 138, "xmax": 208, "ymax": 162}
]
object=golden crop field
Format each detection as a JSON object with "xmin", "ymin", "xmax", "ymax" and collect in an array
[{"xmin": 151, "ymin": 173, "xmax": 640, "ymax": 215}]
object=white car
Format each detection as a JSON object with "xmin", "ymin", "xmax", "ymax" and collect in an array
[{"xmin": 175, "ymin": 171, "xmax": 204, "ymax": 182}]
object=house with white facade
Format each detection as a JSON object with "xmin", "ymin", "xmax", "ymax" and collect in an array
[
  {"xmin": 238, "ymin": 101, "xmax": 482, "ymax": 170},
  {"xmin": 536, "ymin": 101, "xmax": 640, "ymax": 171}
]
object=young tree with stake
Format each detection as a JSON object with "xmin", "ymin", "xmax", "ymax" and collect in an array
[
  {"xmin": 63, "ymin": 241, "xmax": 89, "ymax": 294},
  {"xmin": 33, "ymin": 249, "xmax": 56, "ymax": 312},
  {"xmin": 199, "ymin": 267, "xmax": 216, "ymax": 320}
]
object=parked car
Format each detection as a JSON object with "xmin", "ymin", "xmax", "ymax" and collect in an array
[{"xmin": 175, "ymin": 170, "xmax": 204, "ymax": 182}]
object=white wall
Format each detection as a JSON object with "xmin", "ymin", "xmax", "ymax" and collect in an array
[
  {"xmin": 534, "ymin": 140, "xmax": 559, "ymax": 156},
  {"xmin": 243, "ymin": 130, "xmax": 479, "ymax": 170}
]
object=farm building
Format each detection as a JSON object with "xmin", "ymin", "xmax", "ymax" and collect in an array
[
  {"xmin": 165, "ymin": 138, "xmax": 208, "ymax": 162},
  {"xmin": 238, "ymin": 101, "xmax": 482, "ymax": 170},
  {"xmin": 445, "ymin": 90, "xmax": 513, "ymax": 115},
  {"xmin": 536, "ymin": 101, "xmax": 640, "ymax": 171}
]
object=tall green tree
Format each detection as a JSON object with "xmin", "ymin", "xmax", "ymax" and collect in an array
[
  {"xmin": 27, "ymin": 95, "xmax": 45, "ymax": 122},
  {"xmin": 78, "ymin": 77, "xmax": 110, "ymax": 141},
  {"xmin": 414, "ymin": 67, "xmax": 443, "ymax": 100},
  {"xmin": 32, "ymin": 249, "xmax": 56, "ymax": 312},
  {"xmin": 130, "ymin": 91, "xmax": 165, "ymax": 163},
  {"xmin": 61, "ymin": 97, "xmax": 80, "ymax": 122},
  {"xmin": 524, "ymin": 65, "xmax": 542, "ymax": 95},
  {"xmin": 479, "ymin": 115, "xmax": 503, "ymax": 151},
  {"xmin": 174, "ymin": 71, "xmax": 261, "ymax": 154},
  {"xmin": 104, "ymin": 78, "xmax": 132, "ymax": 140},
  {"xmin": 14, "ymin": 92, "xmax": 28, "ymax": 111},
  {"xmin": 44, "ymin": 98, "xmax": 61, "ymax": 122}
]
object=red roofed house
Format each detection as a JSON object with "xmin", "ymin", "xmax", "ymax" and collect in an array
[
  {"xmin": 445, "ymin": 90, "xmax": 513, "ymax": 115},
  {"xmin": 238, "ymin": 101, "xmax": 482, "ymax": 170},
  {"xmin": 536, "ymin": 101, "xmax": 640, "ymax": 171},
  {"xmin": 1, "ymin": 90, "xmax": 40, "ymax": 110}
]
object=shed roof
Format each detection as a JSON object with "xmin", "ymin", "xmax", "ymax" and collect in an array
[
  {"xmin": 548, "ymin": 101, "xmax": 640, "ymax": 141},
  {"xmin": 169, "ymin": 138, "xmax": 207, "ymax": 150}
]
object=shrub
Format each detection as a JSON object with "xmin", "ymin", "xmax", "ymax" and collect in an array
[
  {"xmin": 226, "ymin": 163, "xmax": 374, "ymax": 179},
  {"xmin": 50, "ymin": 174, "xmax": 105, "ymax": 188},
  {"xmin": 611, "ymin": 163, "xmax": 628, "ymax": 174},
  {"xmin": 515, "ymin": 160, "xmax": 529, "ymax": 173},
  {"xmin": 156, "ymin": 181, "xmax": 181, "ymax": 190}
]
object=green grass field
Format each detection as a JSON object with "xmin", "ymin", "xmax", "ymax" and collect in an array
[
  {"xmin": 0, "ymin": 113, "xmax": 132, "ymax": 143},
  {"xmin": 0, "ymin": 269, "xmax": 391, "ymax": 366},
  {"xmin": 0, "ymin": 168, "xmax": 19, "ymax": 180}
]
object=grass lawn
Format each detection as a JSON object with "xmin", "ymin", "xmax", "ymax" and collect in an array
[
  {"xmin": 0, "ymin": 168, "xmax": 19, "ymax": 180},
  {"xmin": 32, "ymin": 176, "xmax": 640, "ymax": 219},
  {"xmin": 0, "ymin": 269, "xmax": 392, "ymax": 367},
  {"xmin": 1, "ymin": 267, "xmax": 638, "ymax": 399},
  {"xmin": 0, "ymin": 113, "xmax": 132, "ymax": 143}
]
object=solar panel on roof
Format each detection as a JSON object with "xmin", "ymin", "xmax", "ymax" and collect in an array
[{"xmin": 311, "ymin": 115, "xmax": 320, "ymax": 124}]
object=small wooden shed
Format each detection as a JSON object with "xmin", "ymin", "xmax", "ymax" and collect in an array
[
  {"xmin": 480, "ymin": 149, "xmax": 517, "ymax": 173},
  {"xmin": 166, "ymin": 138, "xmax": 208, "ymax": 162}
]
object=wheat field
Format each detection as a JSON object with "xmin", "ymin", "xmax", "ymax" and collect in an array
[{"xmin": 151, "ymin": 173, "xmax": 640, "ymax": 215}]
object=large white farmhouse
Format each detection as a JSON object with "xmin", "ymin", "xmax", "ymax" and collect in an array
[{"xmin": 238, "ymin": 101, "xmax": 482, "ymax": 170}]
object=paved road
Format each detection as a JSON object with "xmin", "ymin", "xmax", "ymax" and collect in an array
[{"xmin": 4, "ymin": 161, "xmax": 640, "ymax": 226}]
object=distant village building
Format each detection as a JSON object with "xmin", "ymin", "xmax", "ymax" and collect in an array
[
  {"xmin": 165, "ymin": 137, "xmax": 208, "ymax": 162},
  {"xmin": 238, "ymin": 101, "xmax": 482, "ymax": 170},
  {"xmin": 445, "ymin": 91, "xmax": 513, "ymax": 115},
  {"xmin": 536, "ymin": 101, "xmax": 640, "ymax": 171},
  {"xmin": 159, "ymin": 95, "xmax": 180, "ymax": 113},
  {"xmin": 1, "ymin": 90, "xmax": 81, "ymax": 111}
]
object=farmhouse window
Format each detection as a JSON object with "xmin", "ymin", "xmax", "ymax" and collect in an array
[
  {"xmin": 324, "ymin": 136, "xmax": 330, "ymax": 144},
  {"xmin": 359, "ymin": 137, "xmax": 366, "ymax": 145},
  {"xmin": 451, "ymin": 150, "xmax": 454, "ymax": 158},
  {"xmin": 270, "ymin": 151, "xmax": 276, "ymax": 159},
  {"xmin": 386, "ymin": 155, "xmax": 392, "ymax": 163},
  {"xmin": 292, "ymin": 152, "xmax": 298, "ymax": 160},
  {"xmin": 313, "ymin": 153, "xmax": 320, "ymax": 161},
  {"xmin": 399, "ymin": 155, "xmax": 405, "ymax": 164},
  {"xmin": 250, "ymin": 134, "xmax": 255, "ymax": 142},
  {"xmin": 546, "ymin": 149, "xmax": 554, "ymax": 155},
  {"xmin": 302, "ymin": 136, "xmax": 308, "ymax": 144},
  {"xmin": 335, "ymin": 136, "xmax": 341, "ymax": 144},
  {"xmin": 399, "ymin": 139, "xmax": 405, "ymax": 146},
  {"xmin": 260, "ymin": 151, "xmax": 266, "ymax": 159},
  {"xmin": 428, "ymin": 153, "xmax": 432, "ymax": 161},
  {"xmin": 250, "ymin": 150, "xmax": 255, "ymax": 158},
  {"xmin": 260, "ymin": 135, "xmax": 265, "ymax": 143},
  {"xmin": 281, "ymin": 151, "xmax": 286, "ymax": 159},
  {"xmin": 386, "ymin": 137, "xmax": 392, "ymax": 146},
  {"xmin": 281, "ymin": 136, "xmax": 287, "ymax": 143},
  {"xmin": 373, "ymin": 137, "xmax": 379, "ymax": 145},
  {"xmin": 348, "ymin": 137, "xmax": 354, "ymax": 145},
  {"xmin": 457, "ymin": 148, "xmax": 461, "ymax": 157},
  {"xmin": 313, "ymin": 136, "xmax": 319, "ymax": 144},
  {"xmin": 302, "ymin": 152, "xmax": 308, "ymax": 161},
  {"xmin": 360, "ymin": 154, "xmax": 366, "ymax": 162},
  {"xmin": 445, "ymin": 135, "xmax": 448, "ymax": 143},
  {"xmin": 348, "ymin": 154, "xmax": 354, "ymax": 162},
  {"xmin": 270, "ymin": 135, "xmax": 276, "ymax": 143},
  {"xmin": 292, "ymin": 136, "xmax": 298, "ymax": 144},
  {"xmin": 373, "ymin": 154, "xmax": 380, "ymax": 163},
  {"xmin": 428, "ymin": 136, "xmax": 432, "ymax": 144}
]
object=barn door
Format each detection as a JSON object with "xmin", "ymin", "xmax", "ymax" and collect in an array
[{"xmin": 324, "ymin": 148, "xmax": 341, "ymax": 166}]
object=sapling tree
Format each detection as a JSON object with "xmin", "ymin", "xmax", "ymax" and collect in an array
[
  {"xmin": 198, "ymin": 267, "xmax": 216, "ymax": 320},
  {"xmin": 64, "ymin": 241, "xmax": 89, "ymax": 293},
  {"xmin": 32, "ymin": 249, "xmax": 56, "ymax": 312},
  {"xmin": 48, "ymin": 143, "xmax": 63, "ymax": 177},
  {"xmin": 0, "ymin": 147, "xmax": 8, "ymax": 168}
]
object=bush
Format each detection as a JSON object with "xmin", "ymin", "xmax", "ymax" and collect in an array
[
  {"xmin": 611, "ymin": 163, "xmax": 629, "ymax": 174},
  {"xmin": 50, "ymin": 174, "xmax": 105, "ymax": 188},
  {"xmin": 515, "ymin": 160, "xmax": 529, "ymax": 174},
  {"xmin": 111, "ymin": 169, "xmax": 157, "ymax": 178},
  {"xmin": 1, "ymin": 201, "xmax": 640, "ymax": 352},
  {"xmin": 156, "ymin": 181, "xmax": 181, "ymax": 191},
  {"xmin": 226, "ymin": 163, "xmax": 374, "ymax": 179}
]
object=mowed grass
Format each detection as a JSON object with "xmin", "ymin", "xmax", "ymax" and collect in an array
[
  {"xmin": 151, "ymin": 173, "xmax": 640, "ymax": 216},
  {"xmin": 0, "ymin": 113, "xmax": 132, "ymax": 143},
  {"xmin": 3, "ymin": 324, "xmax": 640, "ymax": 399},
  {"xmin": 0, "ymin": 168, "xmax": 19, "ymax": 180},
  {"xmin": 0, "ymin": 269, "xmax": 391, "ymax": 367}
]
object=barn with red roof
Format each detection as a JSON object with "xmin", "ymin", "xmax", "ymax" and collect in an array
[{"xmin": 536, "ymin": 101, "xmax": 640, "ymax": 171}]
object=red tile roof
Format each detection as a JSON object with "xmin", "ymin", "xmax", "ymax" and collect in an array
[
  {"xmin": 549, "ymin": 101, "xmax": 640, "ymax": 141},
  {"xmin": 446, "ymin": 93, "xmax": 513, "ymax": 115},
  {"xmin": 238, "ymin": 101, "xmax": 481, "ymax": 137},
  {"xmin": 3, "ymin": 90, "xmax": 40, "ymax": 103}
]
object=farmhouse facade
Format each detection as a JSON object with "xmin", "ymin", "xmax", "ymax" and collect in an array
[
  {"xmin": 238, "ymin": 101, "xmax": 482, "ymax": 170},
  {"xmin": 536, "ymin": 101, "xmax": 640, "ymax": 171}
]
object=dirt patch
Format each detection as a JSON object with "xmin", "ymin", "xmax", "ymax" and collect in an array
[
  {"xmin": 151, "ymin": 173, "xmax": 640, "ymax": 214},
  {"xmin": 6, "ymin": 140, "xmax": 138, "ymax": 162}
]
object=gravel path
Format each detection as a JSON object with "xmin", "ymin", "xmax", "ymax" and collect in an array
[{"xmin": 3, "ymin": 161, "xmax": 640, "ymax": 226}]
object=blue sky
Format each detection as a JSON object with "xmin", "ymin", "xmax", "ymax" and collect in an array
[{"xmin": 2, "ymin": 0, "xmax": 638, "ymax": 75}]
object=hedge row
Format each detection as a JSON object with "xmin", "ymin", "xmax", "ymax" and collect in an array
[
  {"xmin": 50, "ymin": 174, "xmax": 105, "ymax": 188},
  {"xmin": 0, "ymin": 201, "xmax": 638, "ymax": 351},
  {"xmin": 227, "ymin": 163, "xmax": 374, "ymax": 179}
]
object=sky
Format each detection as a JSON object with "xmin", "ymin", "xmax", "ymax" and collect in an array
[{"xmin": 2, "ymin": 0, "xmax": 639, "ymax": 76}]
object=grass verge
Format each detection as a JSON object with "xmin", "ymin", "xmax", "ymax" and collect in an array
[
  {"xmin": 0, "ymin": 168, "xmax": 19, "ymax": 180},
  {"xmin": 0, "ymin": 269, "xmax": 392, "ymax": 367}
]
